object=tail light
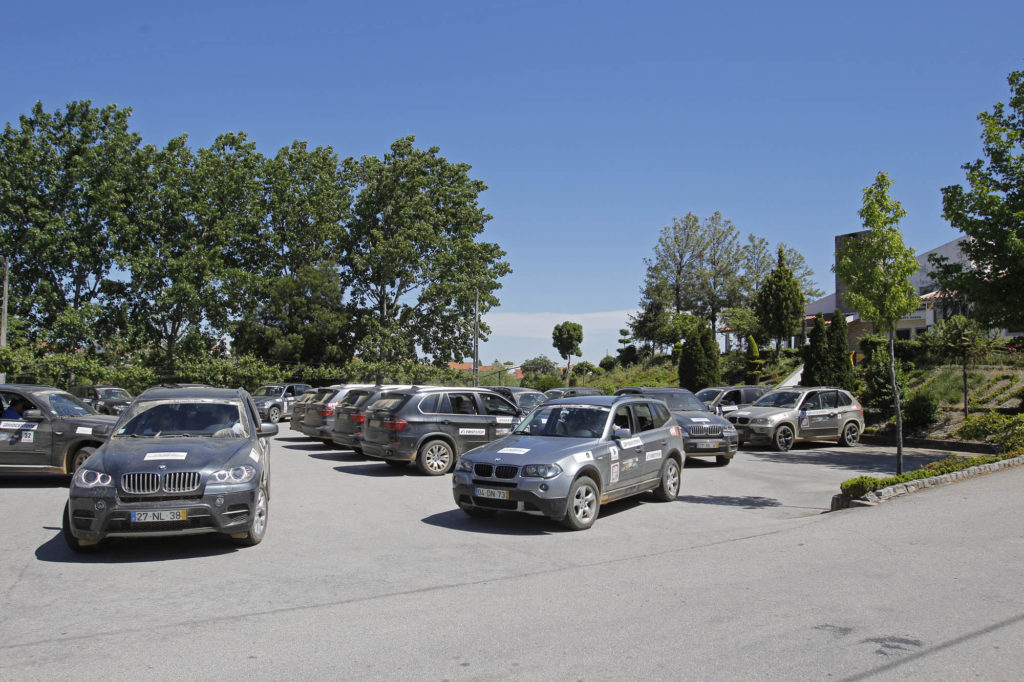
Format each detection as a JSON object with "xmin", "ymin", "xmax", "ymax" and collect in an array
[
  {"xmin": 349, "ymin": 411, "xmax": 365, "ymax": 423},
  {"xmin": 319, "ymin": 401, "xmax": 340, "ymax": 417},
  {"xmin": 383, "ymin": 417, "xmax": 408, "ymax": 431}
]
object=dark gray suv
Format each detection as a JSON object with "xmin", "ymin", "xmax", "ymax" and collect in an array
[{"xmin": 361, "ymin": 387, "xmax": 524, "ymax": 475}]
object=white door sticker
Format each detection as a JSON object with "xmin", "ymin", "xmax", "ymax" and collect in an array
[
  {"xmin": 610, "ymin": 462, "xmax": 619, "ymax": 483},
  {"xmin": 609, "ymin": 446, "xmax": 619, "ymax": 461},
  {"xmin": 459, "ymin": 428, "xmax": 486, "ymax": 436},
  {"xmin": 144, "ymin": 452, "xmax": 188, "ymax": 461},
  {"xmin": 76, "ymin": 426, "xmax": 93, "ymax": 435},
  {"xmin": 495, "ymin": 417, "xmax": 514, "ymax": 424},
  {"xmin": 620, "ymin": 437, "xmax": 643, "ymax": 449},
  {"xmin": 21, "ymin": 430, "xmax": 33, "ymax": 443},
  {"xmin": 573, "ymin": 451, "xmax": 594, "ymax": 463},
  {"xmin": 645, "ymin": 449, "xmax": 663, "ymax": 461},
  {"xmin": 497, "ymin": 447, "xmax": 530, "ymax": 455}
]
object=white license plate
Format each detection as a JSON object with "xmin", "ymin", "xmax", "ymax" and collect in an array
[
  {"xmin": 695, "ymin": 440, "xmax": 718, "ymax": 449},
  {"xmin": 370, "ymin": 419, "xmax": 381, "ymax": 427},
  {"xmin": 131, "ymin": 510, "xmax": 187, "ymax": 523},
  {"xmin": 475, "ymin": 487, "xmax": 509, "ymax": 500}
]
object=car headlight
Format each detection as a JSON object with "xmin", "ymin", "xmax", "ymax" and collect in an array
[
  {"xmin": 723, "ymin": 424, "xmax": 737, "ymax": 435},
  {"xmin": 521, "ymin": 463, "xmax": 562, "ymax": 479},
  {"xmin": 209, "ymin": 465, "xmax": 257, "ymax": 484},
  {"xmin": 751, "ymin": 418, "xmax": 771, "ymax": 425},
  {"xmin": 456, "ymin": 458, "xmax": 473, "ymax": 473},
  {"xmin": 74, "ymin": 469, "xmax": 113, "ymax": 488}
]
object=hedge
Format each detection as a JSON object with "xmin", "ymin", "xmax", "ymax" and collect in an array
[{"xmin": 839, "ymin": 452, "xmax": 1017, "ymax": 498}]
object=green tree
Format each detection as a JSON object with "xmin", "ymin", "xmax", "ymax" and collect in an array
[
  {"xmin": 801, "ymin": 313, "xmax": 830, "ymax": 387},
  {"xmin": 678, "ymin": 322, "xmax": 719, "ymax": 390},
  {"xmin": 827, "ymin": 310, "xmax": 856, "ymax": 391},
  {"xmin": 925, "ymin": 315, "xmax": 991, "ymax": 417},
  {"xmin": 754, "ymin": 247, "xmax": 804, "ymax": 360},
  {"xmin": 0, "ymin": 100, "xmax": 145, "ymax": 351},
  {"xmin": 521, "ymin": 355, "xmax": 558, "ymax": 376},
  {"xmin": 744, "ymin": 336, "xmax": 763, "ymax": 385},
  {"xmin": 599, "ymin": 355, "xmax": 617, "ymax": 372},
  {"xmin": 932, "ymin": 70, "xmax": 1024, "ymax": 330},
  {"xmin": 721, "ymin": 306, "xmax": 763, "ymax": 350},
  {"xmin": 572, "ymin": 361, "xmax": 598, "ymax": 386},
  {"xmin": 834, "ymin": 172, "xmax": 919, "ymax": 474},
  {"xmin": 344, "ymin": 136, "xmax": 510, "ymax": 371},
  {"xmin": 552, "ymin": 321, "xmax": 583, "ymax": 381}
]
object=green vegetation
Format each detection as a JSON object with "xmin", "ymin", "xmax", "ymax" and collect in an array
[{"xmin": 839, "ymin": 453, "xmax": 1016, "ymax": 499}]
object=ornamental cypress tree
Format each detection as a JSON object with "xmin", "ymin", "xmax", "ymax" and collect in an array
[
  {"xmin": 754, "ymin": 247, "xmax": 804, "ymax": 360},
  {"xmin": 699, "ymin": 322, "xmax": 722, "ymax": 387},
  {"xmin": 828, "ymin": 309, "xmax": 856, "ymax": 391},
  {"xmin": 744, "ymin": 336, "xmax": 763, "ymax": 385},
  {"xmin": 801, "ymin": 313, "xmax": 829, "ymax": 386},
  {"xmin": 679, "ymin": 323, "xmax": 718, "ymax": 390}
]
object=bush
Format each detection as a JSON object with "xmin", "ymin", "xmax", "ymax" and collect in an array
[
  {"xmin": 955, "ymin": 412, "xmax": 1024, "ymax": 452},
  {"xmin": 857, "ymin": 345, "xmax": 909, "ymax": 414},
  {"xmin": 840, "ymin": 453, "xmax": 1010, "ymax": 498},
  {"xmin": 904, "ymin": 392, "xmax": 940, "ymax": 430}
]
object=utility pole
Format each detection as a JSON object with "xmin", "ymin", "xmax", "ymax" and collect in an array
[
  {"xmin": 473, "ymin": 290, "xmax": 479, "ymax": 387},
  {"xmin": 1, "ymin": 257, "xmax": 7, "ymax": 384}
]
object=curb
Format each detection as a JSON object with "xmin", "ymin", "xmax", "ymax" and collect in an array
[{"xmin": 830, "ymin": 454, "xmax": 1024, "ymax": 511}]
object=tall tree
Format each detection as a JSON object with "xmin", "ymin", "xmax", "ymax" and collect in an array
[
  {"xmin": 0, "ymin": 100, "xmax": 144, "ymax": 351},
  {"xmin": 932, "ymin": 69, "xmax": 1024, "ymax": 330},
  {"xmin": 754, "ymin": 247, "xmax": 804, "ymax": 359},
  {"xmin": 678, "ymin": 321, "xmax": 719, "ymax": 390},
  {"xmin": 693, "ymin": 212, "xmax": 744, "ymax": 325},
  {"xmin": 827, "ymin": 310, "xmax": 856, "ymax": 391},
  {"xmin": 925, "ymin": 315, "xmax": 991, "ymax": 418},
  {"xmin": 344, "ymin": 136, "xmax": 510, "ymax": 369},
  {"xmin": 801, "ymin": 313, "xmax": 830, "ymax": 387},
  {"xmin": 834, "ymin": 172, "xmax": 919, "ymax": 474},
  {"xmin": 742, "ymin": 235, "xmax": 823, "ymax": 305},
  {"xmin": 552, "ymin": 321, "xmax": 583, "ymax": 381}
]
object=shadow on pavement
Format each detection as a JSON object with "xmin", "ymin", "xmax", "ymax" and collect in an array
[
  {"xmin": 0, "ymin": 475, "xmax": 69, "ymax": 489},
  {"xmin": 677, "ymin": 494, "xmax": 782, "ymax": 509},
  {"xmin": 333, "ymin": 463, "xmax": 415, "ymax": 477},
  {"xmin": 743, "ymin": 444, "xmax": 951, "ymax": 475},
  {"xmin": 422, "ymin": 495, "xmax": 648, "ymax": 535},
  {"xmin": 35, "ymin": 530, "xmax": 239, "ymax": 564}
]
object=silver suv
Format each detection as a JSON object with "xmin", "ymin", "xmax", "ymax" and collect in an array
[{"xmin": 726, "ymin": 387, "xmax": 864, "ymax": 451}]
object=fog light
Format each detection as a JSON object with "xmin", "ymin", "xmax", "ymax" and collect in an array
[
  {"xmin": 215, "ymin": 496, "xmax": 225, "ymax": 507},
  {"xmin": 94, "ymin": 500, "xmax": 106, "ymax": 511},
  {"xmin": 539, "ymin": 483, "xmax": 549, "ymax": 492}
]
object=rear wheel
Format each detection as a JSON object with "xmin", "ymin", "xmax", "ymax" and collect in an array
[
  {"xmin": 653, "ymin": 458, "xmax": 681, "ymax": 501},
  {"xmin": 67, "ymin": 446, "xmax": 95, "ymax": 474},
  {"xmin": 839, "ymin": 421, "xmax": 860, "ymax": 447},
  {"xmin": 772, "ymin": 424, "xmax": 794, "ymax": 452},
  {"xmin": 561, "ymin": 476, "xmax": 600, "ymax": 530},
  {"xmin": 416, "ymin": 440, "xmax": 455, "ymax": 476}
]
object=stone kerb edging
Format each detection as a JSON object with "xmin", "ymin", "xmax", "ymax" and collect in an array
[{"xmin": 830, "ymin": 454, "xmax": 1024, "ymax": 511}]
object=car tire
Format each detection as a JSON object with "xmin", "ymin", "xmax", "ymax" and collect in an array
[
  {"xmin": 67, "ymin": 446, "xmax": 95, "ymax": 474},
  {"xmin": 321, "ymin": 438, "xmax": 334, "ymax": 447},
  {"xmin": 652, "ymin": 457, "xmax": 681, "ymax": 502},
  {"xmin": 839, "ymin": 421, "xmax": 860, "ymax": 447},
  {"xmin": 385, "ymin": 460, "xmax": 409, "ymax": 469},
  {"xmin": 560, "ymin": 476, "xmax": 600, "ymax": 530},
  {"xmin": 231, "ymin": 483, "xmax": 269, "ymax": 547},
  {"xmin": 459, "ymin": 504, "xmax": 497, "ymax": 519},
  {"xmin": 268, "ymin": 406, "xmax": 281, "ymax": 424},
  {"xmin": 62, "ymin": 501, "xmax": 102, "ymax": 553},
  {"xmin": 772, "ymin": 424, "xmax": 794, "ymax": 452},
  {"xmin": 716, "ymin": 455, "xmax": 731, "ymax": 466},
  {"xmin": 416, "ymin": 439, "xmax": 454, "ymax": 476}
]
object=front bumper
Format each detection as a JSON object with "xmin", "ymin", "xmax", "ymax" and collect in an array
[
  {"xmin": 734, "ymin": 424, "xmax": 774, "ymax": 444},
  {"xmin": 67, "ymin": 486, "xmax": 261, "ymax": 542},
  {"xmin": 452, "ymin": 471, "xmax": 570, "ymax": 520},
  {"xmin": 683, "ymin": 435, "xmax": 740, "ymax": 458}
]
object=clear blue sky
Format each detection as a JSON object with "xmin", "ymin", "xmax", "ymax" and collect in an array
[{"xmin": 3, "ymin": 1, "xmax": 1022, "ymax": 366}]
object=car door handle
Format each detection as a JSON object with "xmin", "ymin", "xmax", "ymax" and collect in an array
[{"xmin": 441, "ymin": 420, "xmax": 451, "ymax": 425}]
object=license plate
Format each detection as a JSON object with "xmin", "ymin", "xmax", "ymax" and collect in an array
[
  {"xmin": 695, "ymin": 440, "xmax": 718, "ymax": 449},
  {"xmin": 131, "ymin": 510, "xmax": 187, "ymax": 523},
  {"xmin": 475, "ymin": 487, "xmax": 509, "ymax": 500},
  {"xmin": 370, "ymin": 419, "xmax": 381, "ymax": 427}
]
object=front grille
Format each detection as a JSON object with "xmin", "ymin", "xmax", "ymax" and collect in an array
[
  {"xmin": 163, "ymin": 471, "xmax": 201, "ymax": 494},
  {"xmin": 474, "ymin": 463, "xmax": 494, "ymax": 477},
  {"xmin": 730, "ymin": 417, "xmax": 749, "ymax": 425},
  {"xmin": 495, "ymin": 465, "xmax": 518, "ymax": 479},
  {"xmin": 122, "ymin": 472, "xmax": 160, "ymax": 494},
  {"xmin": 688, "ymin": 424, "xmax": 723, "ymax": 437}
]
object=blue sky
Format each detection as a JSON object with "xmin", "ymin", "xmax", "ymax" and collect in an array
[{"xmin": 3, "ymin": 1, "xmax": 1022, "ymax": 366}]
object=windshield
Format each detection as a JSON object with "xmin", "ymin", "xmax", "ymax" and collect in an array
[
  {"xmin": 657, "ymin": 392, "xmax": 708, "ymax": 412},
  {"xmin": 253, "ymin": 386, "xmax": 283, "ymax": 397},
  {"xmin": 516, "ymin": 393, "xmax": 546, "ymax": 410},
  {"xmin": 695, "ymin": 389, "xmax": 721, "ymax": 403},
  {"xmin": 513, "ymin": 405, "xmax": 610, "ymax": 438},
  {"xmin": 114, "ymin": 399, "xmax": 250, "ymax": 438},
  {"xmin": 47, "ymin": 392, "xmax": 97, "ymax": 417},
  {"xmin": 99, "ymin": 388, "xmax": 132, "ymax": 401},
  {"xmin": 753, "ymin": 391, "xmax": 802, "ymax": 409}
]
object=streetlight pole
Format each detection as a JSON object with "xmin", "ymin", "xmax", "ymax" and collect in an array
[
  {"xmin": 1, "ymin": 257, "xmax": 7, "ymax": 384},
  {"xmin": 473, "ymin": 290, "xmax": 479, "ymax": 387}
]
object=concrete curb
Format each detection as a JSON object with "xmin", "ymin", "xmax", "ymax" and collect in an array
[{"xmin": 830, "ymin": 454, "xmax": 1024, "ymax": 511}]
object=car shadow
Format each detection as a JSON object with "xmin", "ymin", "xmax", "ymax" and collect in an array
[
  {"xmin": 0, "ymin": 475, "xmax": 69, "ymax": 489},
  {"xmin": 35, "ymin": 530, "xmax": 239, "ymax": 564},
  {"xmin": 421, "ymin": 496, "xmax": 648, "ymax": 535},
  {"xmin": 333, "ymin": 463, "xmax": 417, "ymax": 477},
  {"xmin": 308, "ymin": 451, "xmax": 364, "ymax": 463},
  {"xmin": 676, "ymin": 494, "xmax": 783, "ymax": 509},
  {"xmin": 742, "ymin": 444, "xmax": 952, "ymax": 474}
]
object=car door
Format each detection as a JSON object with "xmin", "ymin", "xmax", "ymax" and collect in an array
[
  {"xmin": 610, "ymin": 404, "xmax": 645, "ymax": 488},
  {"xmin": 441, "ymin": 392, "xmax": 491, "ymax": 453},
  {"xmin": 813, "ymin": 390, "xmax": 842, "ymax": 438},
  {"xmin": 0, "ymin": 391, "xmax": 52, "ymax": 467},
  {"xmin": 282, "ymin": 385, "xmax": 297, "ymax": 417},
  {"xmin": 631, "ymin": 401, "xmax": 672, "ymax": 480},
  {"xmin": 718, "ymin": 389, "xmax": 743, "ymax": 415},
  {"xmin": 797, "ymin": 391, "xmax": 829, "ymax": 439},
  {"xmin": 478, "ymin": 392, "xmax": 520, "ymax": 439}
]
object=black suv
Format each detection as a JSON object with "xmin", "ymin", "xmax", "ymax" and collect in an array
[
  {"xmin": 488, "ymin": 386, "xmax": 547, "ymax": 412},
  {"xmin": 361, "ymin": 387, "xmax": 523, "ymax": 475},
  {"xmin": 251, "ymin": 383, "xmax": 314, "ymax": 423},
  {"xmin": 70, "ymin": 385, "xmax": 134, "ymax": 415}
]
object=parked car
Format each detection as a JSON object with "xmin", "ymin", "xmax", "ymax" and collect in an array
[
  {"xmin": 300, "ymin": 384, "xmax": 381, "ymax": 445},
  {"xmin": 289, "ymin": 389, "xmax": 330, "ymax": 434},
  {"xmin": 330, "ymin": 385, "xmax": 412, "ymax": 453},
  {"xmin": 70, "ymin": 385, "xmax": 134, "ymax": 415},
  {"xmin": 452, "ymin": 395, "xmax": 686, "ymax": 530},
  {"xmin": 63, "ymin": 386, "xmax": 277, "ymax": 552},
  {"xmin": 695, "ymin": 385, "xmax": 768, "ymax": 416},
  {"xmin": 0, "ymin": 384, "xmax": 118, "ymax": 474},
  {"xmin": 726, "ymin": 386, "xmax": 865, "ymax": 451},
  {"xmin": 488, "ymin": 386, "xmax": 548, "ymax": 412},
  {"xmin": 614, "ymin": 387, "xmax": 739, "ymax": 465},
  {"xmin": 361, "ymin": 387, "xmax": 524, "ymax": 475},
  {"xmin": 252, "ymin": 383, "xmax": 314, "ymax": 423},
  {"xmin": 544, "ymin": 387, "xmax": 605, "ymax": 399}
]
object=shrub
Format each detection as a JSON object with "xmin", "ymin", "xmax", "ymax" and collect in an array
[
  {"xmin": 904, "ymin": 392, "xmax": 940, "ymax": 430},
  {"xmin": 840, "ymin": 454, "xmax": 1010, "ymax": 498}
]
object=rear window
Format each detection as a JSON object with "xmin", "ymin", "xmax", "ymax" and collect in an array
[
  {"xmin": 370, "ymin": 393, "xmax": 410, "ymax": 412},
  {"xmin": 418, "ymin": 393, "xmax": 440, "ymax": 413},
  {"xmin": 341, "ymin": 390, "xmax": 370, "ymax": 407}
]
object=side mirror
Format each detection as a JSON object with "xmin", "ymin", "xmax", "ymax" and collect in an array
[
  {"xmin": 614, "ymin": 427, "xmax": 632, "ymax": 440},
  {"xmin": 92, "ymin": 423, "xmax": 113, "ymax": 437},
  {"xmin": 257, "ymin": 422, "xmax": 279, "ymax": 438},
  {"xmin": 21, "ymin": 409, "xmax": 44, "ymax": 422}
]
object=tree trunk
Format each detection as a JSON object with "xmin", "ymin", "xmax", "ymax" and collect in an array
[
  {"xmin": 889, "ymin": 334, "xmax": 904, "ymax": 475},
  {"xmin": 962, "ymin": 363, "xmax": 969, "ymax": 418}
]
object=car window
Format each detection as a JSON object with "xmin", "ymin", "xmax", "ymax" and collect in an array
[
  {"xmin": 115, "ymin": 400, "xmax": 249, "ymax": 437},
  {"xmin": 801, "ymin": 393, "xmax": 822, "ymax": 410},
  {"xmin": 658, "ymin": 391, "xmax": 707, "ymax": 412},
  {"xmin": 47, "ymin": 392, "xmax": 96, "ymax": 417},
  {"xmin": 695, "ymin": 388, "xmax": 720, "ymax": 402},
  {"xmin": 742, "ymin": 388, "xmax": 763, "ymax": 403},
  {"xmin": 634, "ymin": 403, "xmax": 657, "ymax": 432},
  {"xmin": 480, "ymin": 393, "xmax": 517, "ymax": 416},
  {"xmin": 612, "ymin": 406, "xmax": 633, "ymax": 432},
  {"xmin": 517, "ymin": 393, "xmax": 546, "ymax": 410},
  {"xmin": 447, "ymin": 393, "xmax": 479, "ymax": 415},
  {"xmin": 341, "ymin": 390, "xmax": 369, "ymax": 407},
  {"xmin": 820, "ymin": 391, "xmax": 839, "ymax": 409},
  {"xmin": 284, "ymin": 387, "xmax": 294, "ymax": 397},
  {"xmin": 837, "ymin": 391, "xmax": 853, "ymax": 407},
  {"xmin": 418, "ymin": 393, "xmax": 440, "ymax": 413},
  {"xmin": 99, "ymin": 388, "xmax": 132, "ymax": 400},
  {"xmin": 253, "ymin": 386, "xmax": 282, "ymax": 397},
  {"xmin": 514, "ymin": 405, "xmax": 609, "ymax": 438},
  {"xmin": 651, "ymin": 402, "xmax": 672, "ymax": 426},
  {"xmin": 370, "ymin": 393, "xmax": 408, "ymax": 412},
  {"xmin": 753, "ymin": 391, "xmax": 801, "ymax": 408},
  {"xmin": 723, "ymin": 390, "xmax": 741, "ymax": 405}
]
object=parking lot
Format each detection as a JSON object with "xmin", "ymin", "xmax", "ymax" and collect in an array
[{"xmin": 1, "ymin": 434, "xmax": 1002, "ymax": 680}]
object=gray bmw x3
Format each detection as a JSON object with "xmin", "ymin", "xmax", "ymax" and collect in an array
[
  {"xmin": 452, "ymin": 395, "xmax": 686, "ymax": 530},
  {"xmin": 63, "ymin": 386, "xmax": 278, "ymax": 552}
]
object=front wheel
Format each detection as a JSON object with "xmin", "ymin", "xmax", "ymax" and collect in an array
[
  {"xmin": 561, "ymin": 476, "xmax": 600, "ymax": 530},
  {"xmin": 68, "ymin": 446, "xmax": 95, "ymax": 474},
  {"xmin": 416, "ymin": 440, "xmax": 455, "ymax": 476},
  {"xmin": 267, "ymin": 406, "xmax": 281, "ymax": 424},
  {"xmin": 772, "ymin": 424, "xmax": 794, "ymax": 452},
  {"xmin": 652, "ymin": 458, "xmax": 681, "ymax": 502},
  {"xmin": 716, "ymin": 455, "xmax": 732, "ymax": 466},
  {"xmin": 838, "ymin": 421, "xmax": 860, "ymax": 447},
  {"xmin": 231, "ymin": 483, "xmax": 269, "ymax": 547}
]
